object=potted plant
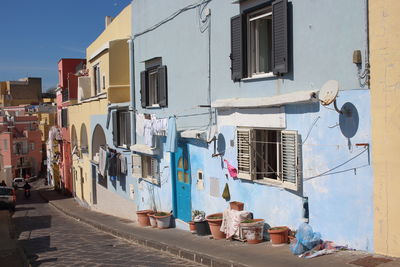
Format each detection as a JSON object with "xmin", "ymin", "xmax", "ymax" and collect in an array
[
  {"xmin": 153, "ymin": 212, "xmax": 172, "ymax": 229},
  {"xmin": 193, "ymin": 210, "xmax": 210, "ymax": 236},
  {"xmin": 148, "ymin": 211, "xmax": 157, "ymax": 228},
  {"xmin": 206, "ymin": 213, "xmax": 226, "ymax": 240},
  {"xmin": 268, "ymin": 226, "xmax": 289, "ymax": 245},
  {"xmin": 136, "ymin": 209, "xmax": 152, "ymax": 227},
  {"xmin": 239, "ymin": 219, "xmax": 265, "ymax": 244}
]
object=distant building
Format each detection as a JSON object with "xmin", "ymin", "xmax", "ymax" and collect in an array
[
  {"xmin": 0, "ymin": 108, "xmax": 42, "ymax": 184},
  {"xmin": 0, "ymin": 77, "xmax": 42, "ymax": 106}
]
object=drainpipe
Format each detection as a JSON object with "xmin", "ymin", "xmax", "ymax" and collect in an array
[{"xmin": 128, "ymin": 38, "xmax": 136, "ymax": 146}]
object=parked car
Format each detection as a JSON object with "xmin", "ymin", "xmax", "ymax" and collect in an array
[
  {"xmin": 12, "ymin": 178, "xmax": 25, "ymax": 189},
  {"xmin": 0, "ymin": 186, "xmax": 16, "ymax": 211}
]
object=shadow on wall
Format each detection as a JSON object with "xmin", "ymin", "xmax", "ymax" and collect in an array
[{"xmin": 338, "ymin": 102, "xmax": 359, "ymax": 149}]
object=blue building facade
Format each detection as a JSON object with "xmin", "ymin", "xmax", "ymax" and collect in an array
[{"xmin": 130, "ymin": 0, "xmax": 373, "ymax": 251}]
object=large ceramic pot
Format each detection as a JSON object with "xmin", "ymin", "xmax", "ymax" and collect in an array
[
  {"xmin": 136, "ymin": 210, "xmax": 152, "ymax": 227},
  {"xmin": 154, "ymin": 212, "xmax": 171, "ymax": 229},
  {"xmin": 268, "ymin": 226, "xmax": 289, "ymax": 245},
  {"xmin": 239, "ymin": 219, "xmax": 265, "ymax": 244},
  {"xmin": 148, "ymin": 213, "xmax": 157, "ymax": 228},
  {"xmin": 206, "ymin": 213, "xmax": 226, "ymax": 240}
]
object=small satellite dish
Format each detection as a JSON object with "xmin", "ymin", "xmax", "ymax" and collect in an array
[{"xmin": 319, "ymin": 80, "xmax": 339, "ymax": 106}]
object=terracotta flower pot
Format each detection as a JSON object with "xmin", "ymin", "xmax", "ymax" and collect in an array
[
  {"xmin": 206, "ymin": 213, "xmax": 226, "ymax": 240},
  {"xmin": 154, "ymin": 212, "xmax": 171, "ymax": 229},
  {"xmin": 189, "ymin": 221, "xmax": 196, "ymax": 233},
  {"xmin": 136, "ymin": 209, "xmax": 152, "ymax": 227},
  {"xmin": 148, "ymin": 213, "xmax": 157, "ymax": 228},
  {"xmin": 268, "ymin": 226, "xmax": 289, "ymax": 245},
  {"xmin": 240, "ymin": 219, "xmax": 264, "ymax": 244}
]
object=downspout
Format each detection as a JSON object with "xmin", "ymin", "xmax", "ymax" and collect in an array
[
  {"xmin": 365, "ymin": 0, "xmax": 370, "ymax": 87},
  {"xmin": 128, "ymin": 38, "xmax": 136, "ymax": 146}
]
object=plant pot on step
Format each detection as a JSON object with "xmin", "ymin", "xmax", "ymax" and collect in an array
[
  {"xmin": 136, "ymin": 210, "xmax": 152, "ymax": 227},
  {"xmin": 194, "ymin": 221, "xmax": 211, "ymax": 236},
  {"xmin": 230, "ymin": 201, "xmax": 244, "ymax": 211},
  {"xmin": 268, "ymin": 226, "xmax": 289, "ymax": 245},
  {"xmin": 148, "ymin": 212, "xmax": 157, "ymax": 228},
  {"xmin": 206, "ymin": 213, "xmax": 226, "ymax": 240},
  {"xmin": 154, "ymin": 212, "xmax": 171, "ymax": 229},
  {"xmin": 239, "ymin": 219, "xmax": 265, "ymax": 244},
  {"xmin": 189, "ymin": 221, "xmax": 196, "ymax": 233}
]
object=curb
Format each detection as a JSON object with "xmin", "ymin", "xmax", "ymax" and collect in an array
[{"xmin": 38, "ymin": 190, "xmax": 249, "ymax": 267}]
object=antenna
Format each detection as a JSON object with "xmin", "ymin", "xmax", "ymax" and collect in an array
[{"xmin": 318, "ymin": 80, "xmax": 342, "ymax": 114}]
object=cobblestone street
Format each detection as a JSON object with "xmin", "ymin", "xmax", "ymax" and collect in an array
[{"xmin": 12, "ymin": 189, "xmax": 201, "ymax": 267}]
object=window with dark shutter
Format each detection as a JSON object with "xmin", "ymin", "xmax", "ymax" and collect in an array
[
  {"xmin": 272, "ymin": 0, "xmax": 288, "ymax": 75},
  {"xmin": 157, "ymin": 65, "xmax": 168, "ymax": 107},
  {"xmin": 231, "ymin": 0, "xmax": 289, "ymax": 79},
  {"xmin": 112, "ymin": 110, "xmax": 118, "ymax": 147},
  {"xmin": 140, "ymin": 71, "xmax": 148, "ymax": 108},
  {"xmin": 230, "ymin": 15, "xmax": 244, "ymax": 81},
  {"xmin": 61, "ymin": 109, "xmax": 68, "ymax": 128}
]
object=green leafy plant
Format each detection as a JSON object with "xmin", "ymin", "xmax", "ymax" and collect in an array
[{"xmin": 155, "ymin": 212, "xmax": 168, "ymax": 216}]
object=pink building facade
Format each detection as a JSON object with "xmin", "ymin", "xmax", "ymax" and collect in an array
[
  {"xmin": 0, "ymin": 110, "xmax": 42, "ymax": 183},
  {"xmin": 56, "ymin": 58, "xmax": 86, "ymax": 194}
]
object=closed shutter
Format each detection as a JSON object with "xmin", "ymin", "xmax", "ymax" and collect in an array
[
  {"xmin": 151, "ymin": 157, "xmax": 159, "ymax": 183},
  {"xmin": 231, "ymin": 15, "xmax": 245, "ymax": 81},
  {"xmin": 112, "ymin": 111, "xmax": 118, "ymax": 147},
  {"xmin": 272, "ymin": 0, "xmax": 288, "ymax": 75},
  {"xmin": 125, "ymin": 112, "xmax": 131, "ymax": 146},
  {"xmin": 131, "ymin": 154, "xmax": 142, "ymax": 178},
  {"xmin": 157, "ymin": 65, "xmax": 168, "ymax": 107},
  {"xmin": 237, "ymin": 128, "xmax": 255, "ymax": 180},
  {"xmin": 281, "ymin": 130, "xmax": 298, "ymax": 190},
  {"xmin": 140, "ymin": 71, "xmax": 148, "ymax": 108},
  {"xmin": 22, "ymin": 142, "xmax": 28, "ymax": 154}
]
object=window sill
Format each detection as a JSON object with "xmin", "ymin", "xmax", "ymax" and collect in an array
[
  {"xmin": 242, "ymin": 72, "xmax": 275, "ymax": 81},
  {"xmin": 130, "ymin": 144, "xmax": 160, "ymax": 156},
  {"xmin": 253, "ymin": 178, "xmax": 283, "ymax": 187},
  {"xmin": 145, "ymin": 104, "xmax": 161, "ymax": 109}
]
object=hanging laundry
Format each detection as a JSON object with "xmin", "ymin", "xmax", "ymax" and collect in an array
[
  {"xmin": 153, "ymin": 117, "xmax": 168, "ymax": 135},
  {"xmin": 119, "ymin": 154, "xmax": 127, "ymax": 175},
  {"xmin": 222, "ymin": 183, "xmax": 231, "ymax": 201},
  {"xmin": 166, "ymin": 116, "xmax": 177, "ymax": 153},
  {"xmin": 108, "ymin": 152, "xmax": 118, "ymax": 177},
  {"xmin": 135, "ymin": 113, "xmax": 145, "ymax": 136},
  {"xmin": 98, "ymin": 146, "xmax": 108, "ymax": 177},
  {"xmin": 224, "ymin": 159, "xmax": 238, "ymax": 178},
  {"xmin": 144, "ymin": 118, "xmax": 154, "ymax": 147}
]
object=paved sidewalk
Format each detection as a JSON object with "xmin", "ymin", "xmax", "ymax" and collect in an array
[{"xmin": 39, "ymin": 189, "xmax": 399, "ymax": 267}]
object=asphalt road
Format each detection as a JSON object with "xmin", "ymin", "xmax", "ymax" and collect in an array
[{"xmin": 11, "ymin": 187, "xmax": 201, "ymax": 267}]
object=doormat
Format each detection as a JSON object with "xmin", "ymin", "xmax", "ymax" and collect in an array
[{"xmin": 349, "ymin": 256, "xmax": 392, "ymax": 267}]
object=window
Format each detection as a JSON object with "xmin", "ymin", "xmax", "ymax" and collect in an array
[
  {"xmin": 61, "ymin": 108, "xmax": 68, "ymax": 128},
  {"xmin": 93, "ymin": 64, "xmax": 101, "ymax": 95},
  {"xmin": 3, "ymin": 140, "xmax": 8, "ymax": 151},
  {"xmin": 231, "ymin": 0, "xmax": 288, "ymax": 81},
  {"xmin": 132, "ymin": 154, "xmax": 159, "ymax": 184},
  {"xmin": 30, "ymin": 142, "xmax": 35, "ymax": 151},
  {"xmin": 140, "ymin": 59, "xmax": 168, "ymax": 108},
  {"xmin": 237, "ymin": 128, "xmax": 299, "ymax": 190},
  {"xmin": 112, "ymin": 110, "xmax": 131, "ymax": 148}
]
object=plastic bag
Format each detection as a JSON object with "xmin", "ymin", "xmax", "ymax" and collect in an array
[
  {"xmin": 222, "ymin": 183, "xmax": 230, "ymax": 201},
  {"xmin": 290, "ymin": 223, "xmax": 322, "ymax": 255}
]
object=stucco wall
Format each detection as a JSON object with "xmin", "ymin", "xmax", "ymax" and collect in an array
[{"xmin": 370, "ymin": 0, "xmax": 400, "ymax": 257}]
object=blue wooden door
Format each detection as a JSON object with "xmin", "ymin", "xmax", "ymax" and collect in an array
[{"xmin": 174, "ymin": 145, "xmax": 191, "ymax": 222}]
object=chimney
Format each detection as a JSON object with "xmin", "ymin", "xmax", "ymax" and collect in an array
[{"xmin": 105, "ymin": 16, "xmax": 114, "ymax": 28}]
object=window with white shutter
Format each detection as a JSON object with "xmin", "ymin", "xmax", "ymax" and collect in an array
[
  {"xmin": 236, "ymin": 127, "xmax": 299, "ymax": 190},
  {"xmin": 131, "ymin": 154, "xmax": 142, "ymax": 179},
  {"xmin": 132, "ymin": 154, "xmax": 159, "ymax": 185}
]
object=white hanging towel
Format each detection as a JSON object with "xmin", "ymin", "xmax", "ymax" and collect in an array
[
  {"xmin": 136, "ymin": 113, "xmax": 146, "ymax": 136},
  {"xmin": 98, "ymin": 147, "xmax": 107, "ymax": 177}
]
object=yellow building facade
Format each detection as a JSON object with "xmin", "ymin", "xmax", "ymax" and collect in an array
[
  {"xmin": 370, "ymin": 0, "xmax": 400, "ymax": 257},
  {"xmin": 69, "ymin": 4, "xmax": 131, "ymax": 205}
]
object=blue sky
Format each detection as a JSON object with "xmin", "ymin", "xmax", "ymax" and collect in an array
[{"xmin": 0, "ymin": 0, "xmax": 131, "ymax": 91}]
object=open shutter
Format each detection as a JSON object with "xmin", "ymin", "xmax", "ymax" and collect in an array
[
  {"xmin": 112, "ymin": 111, "xmax": 118, "ymax": 147},
  {"xmin": 272, "ymin": 0, "xmax": 288, "ymax": 75},
  {"xmin": 281, "ymin": 130, "xmax": 298, "ymax": 190},
  {"xmin": 237, "ymin": 128, "xmax": 255, "ymax": 180},
  {"xmin": 231, "ymin": 15, "xmax": 244, "ymax": 81},
  {"xmin": 140, "ymin": 70, "xmax": 148, "ymax": 108},
  {"xmin": 151, "ymin": 157, "xmax": 159, "ymax": 184},
  {"xmin": 131, "ymin": 154, "xmax": 142, "ymax": 178},
  {"xmin": 157, "ymin": 65, "xmax": 168, "ymax": 107}
]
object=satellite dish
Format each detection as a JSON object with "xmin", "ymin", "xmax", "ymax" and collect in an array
[{"xmin": 319, "ymin": 80, "xmax": 339, "ymax": 106}]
